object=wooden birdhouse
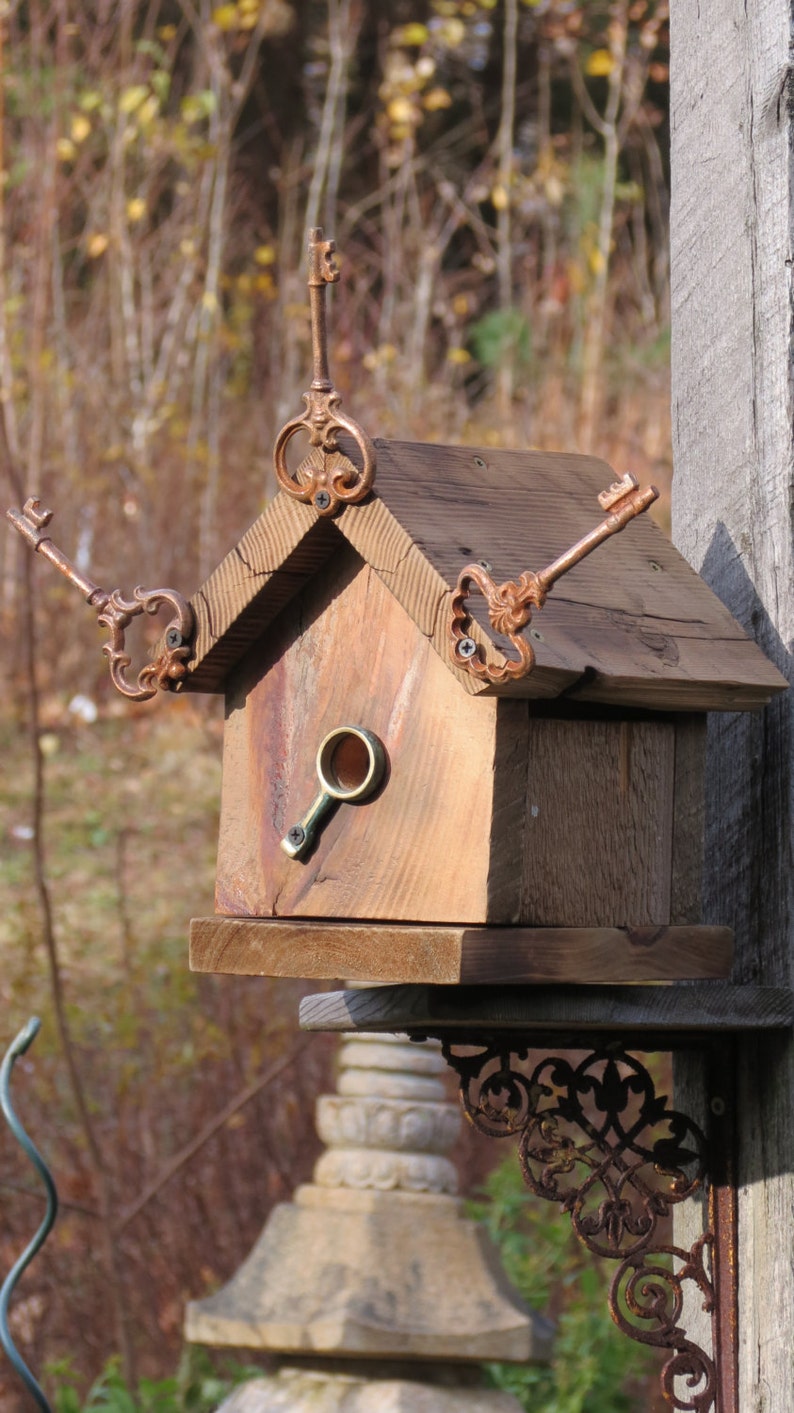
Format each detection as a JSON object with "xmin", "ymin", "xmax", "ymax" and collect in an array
[{"xmin": 183, "ymin": 233, "xmax": 786, "ymax": 993}]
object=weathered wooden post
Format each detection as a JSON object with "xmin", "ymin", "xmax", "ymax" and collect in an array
[{"xmin": 670, "ymin": 1, "xmax": 794, "ymax": 1403}]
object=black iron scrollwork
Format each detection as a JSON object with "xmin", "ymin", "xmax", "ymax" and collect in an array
[{"xmin": 442, "ymin": 1041, "xmax": 717, "ymax": 1413}]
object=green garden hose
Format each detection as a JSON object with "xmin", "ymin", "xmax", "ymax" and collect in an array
[{"xmin": 0, "ymin": 1017, "xmax": 56, "ymax": 1412}]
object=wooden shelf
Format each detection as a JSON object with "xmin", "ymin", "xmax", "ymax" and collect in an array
[
  {"xmin": 190, "ymin": 917, "xmax": 734, "ymax": 985},
  {"xmin": 298, "ymin": 982, "xmax": 793, "ymax": 1050}
]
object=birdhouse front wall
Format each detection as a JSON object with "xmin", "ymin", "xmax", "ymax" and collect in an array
[
  {"xmin": 215, "ymin": 543, "xmax": 518, "ymax": 925},
  {"xmin": 214, "ymin": 541, "xmax": 691, "ymax": 930}
]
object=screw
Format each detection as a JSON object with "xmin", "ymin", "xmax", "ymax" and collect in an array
[
  {"xmin": 287, "ymin": 824, "xmax": 306, "ymax": 847},
  {"xmin": 314, "ymin": 489, "xmax": 331, "ymax": 511},
  {"xmin": 473, "ymin": 455, "xmax": 487, "ymax": 471},
  {"xmin": 166, "ymin": 628, "xmax": 184, "ymax": 649},
  {"xmin": 710, "ymin": 1095, "xmax": 726, "ymax": 1117},
  {"xmin": 650, "ymin": 560, "xmax": 662, "ymax": 572},
  {"xmin": 458, "ymin": 636, "xmax": 477, "ymax": 660},
  {"xmin": 530, "ymin": 628, "xmax": 544, "ymax": 642},
  {"xmin": 478, "ymin": 559, "xmax": 493, "ymax": 573}
]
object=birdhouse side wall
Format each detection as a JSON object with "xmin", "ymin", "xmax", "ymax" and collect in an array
[
  {"xmin": 215, "ymin": 544, "xmax": 522, "ymax": 924},
  {"xmin": 514, "ymin": 715, "xmax": 675, "ymax": 926}
]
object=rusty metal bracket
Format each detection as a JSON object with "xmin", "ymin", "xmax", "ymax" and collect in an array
[
  {"xmin": 449, "ymin": 473, "xmax": 659, "ymax": 683},
  {"xmin": 441, "ymin": 1038, "xmax": 737, "ymax": 1413},
  {"xmin": 7, "ymin": 498, "xmax": 193, "ymax": 701},
  {"xmin": 273, "ymin": 227, "xmax": 376, "ymax": 517}
]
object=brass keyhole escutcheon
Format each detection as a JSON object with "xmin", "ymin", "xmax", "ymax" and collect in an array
[{"xmin": 280, "ymin": 725, "xmax": 386, "ymax": 860}]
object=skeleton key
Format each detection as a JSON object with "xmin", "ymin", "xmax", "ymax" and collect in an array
[
  {"xmin": 450, "ymin": 473, "xmax": 659, "ymax": 684},
  {"xmin": 6, "ymin": 497, "xmax": 193, "ymax": 700},
  {"xmin": 273, "ymin": 227, "xmax": 376, "ymax": 516},
  {"xmin": 281, "ymin": 725, "xmax": 386, "ymax": 860}
]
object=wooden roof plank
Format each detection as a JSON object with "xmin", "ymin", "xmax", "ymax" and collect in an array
[{"xmin": 181, "ymin": 438, "xmax": 787, "ymax": 708}]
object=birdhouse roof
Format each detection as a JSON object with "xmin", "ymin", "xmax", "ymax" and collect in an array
[{"xmin": 183, "ymin": 439, "xmax": 785, "ymax": 711}]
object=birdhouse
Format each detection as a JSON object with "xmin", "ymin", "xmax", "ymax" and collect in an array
[{"xmin": 184, "ymin": 232, "xmax": 786, "ymax": 993}]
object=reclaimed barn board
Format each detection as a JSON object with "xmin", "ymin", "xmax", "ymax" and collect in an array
[
  {"xmin": 189, "ymin": 918, "xmax": 734, "ymax": 985},
  {"xmin": 671, "ymin": 0, "xmax": 794, "ymax": 1400},
  {"xmin": 299, "ymin": 983, "xmax": 794, "ymax": 1037},
  {"xmin": 213, "ymin": 541, "xmax": 684, "ymax": 927},
  {"xmin": 215, "ymin": 544, "xmax": 521, "ymax": 924},
  {"xmin": 183, "ymin": 441, "xmax": 785, "ymax": 708}
]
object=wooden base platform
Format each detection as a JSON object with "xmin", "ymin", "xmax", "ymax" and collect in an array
[
  {"xmin": 298, "ymin": 982, "xmax": 794, "ymax": 1048},
  {"xmin": 189, "ymin": 918, "xmax": 734, "ymax": 986}
]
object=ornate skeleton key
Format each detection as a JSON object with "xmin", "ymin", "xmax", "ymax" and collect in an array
[
  {"xmin": 7, "ymin": 498, "xmax": 193, "ymax": 701},
  {"xmin": 273, "ymin": 227, "xmax": 376, "ymax": 516},
  {"xmin": 450, "ymin": 473, "xmax": 659, "ymax": 684}
]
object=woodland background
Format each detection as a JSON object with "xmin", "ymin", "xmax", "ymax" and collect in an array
[{"xmin": 0, "ymin": 1, "xmax": 671, "ymax": 1408}]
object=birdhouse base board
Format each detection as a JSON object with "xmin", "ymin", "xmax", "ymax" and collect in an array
[
  {"xmin": 298, "ymin": 982, "xmax": 793, "ymax": 1042},
  {"xmin": 189, "ymin": 917, "xmax": 734, "ymax": 985}
]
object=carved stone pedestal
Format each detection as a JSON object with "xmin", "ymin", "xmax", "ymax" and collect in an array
[
  {"xmin": 216, "ymin": 1362, "xmax": 525, "ymax": 1412},
  {"xmin": 187, "ymin": 1031, "xmax": 551, "ymax": 1409}
]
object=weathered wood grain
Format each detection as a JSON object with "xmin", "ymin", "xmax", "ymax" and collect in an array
[
  {"xmin": 187, "ymin": 497, "xmax": 337, "ymax": 692},
  {"xmin": 299, "ymin": 982, "xmax": 794, "ymax": 1036},
  {"xmin": 182, "ymin": 439, "xmax": 785, "ymax": 707},
  {"xmin": 215, "ymin": 543, "xmax": 509, "ymax": 923},
  {"xmin": 670, "ymin": 0, "xmax": 794, "ymax": 1400},
  {"xmin": 211, "ymin": 537, "xmax": 706, "ymax": 929},
  {"xmin": 519, "ymin": 717, "xmax": 675, "ymax": 926},
  {"xmin": 190, "ymin": 917, "xmax": 734, "ymax": 985},
  {"xmin": 670, "ymin": 715, "xmax": 706, "ymax": 926}
]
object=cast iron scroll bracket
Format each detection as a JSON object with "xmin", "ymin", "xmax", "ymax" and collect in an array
[
  {"xmin": 7, "ymin": 498, "xmax": 193, "ymax": 701},
  {"xmin": 449, "ymin": 473, "xmax": 659, "ymax": 683},
  {"xmin": 441, "ymin": 1039, "xmax": 737, "ymax": 1413},
  {"xmin": 273, "ymin": 227, "xmax": 376, "ymax": 517}
]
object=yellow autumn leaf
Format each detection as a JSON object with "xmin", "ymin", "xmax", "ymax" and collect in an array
[
  {"xmin": 585, "ymin": 49, "xmax": 614, "ymax": 77},
  {"xmin": 387, "ymin": 96, "xmax": 415, "ymax": 125},
  {"xmin": 180, "ymin": 238, "xmax": 197, "ymax": 258},
  {"xmin": 87, "ymin": 233, "xmax": 109, "ymax": 258},
  {"xmin": 589, "ymin": 247, "xmax": 607, "ymax": 276},
  {"xmin": 56, "ymin": 137, "xmax": 76, "ymax": 162},
  {"xmin": 157, "ymin": 23, "xmax": 177, "ymax": 40},
  {"xmin": 393, "ymin": 22, "xmax": 429, "ymax": 46},
  {"xmin": 545, "ymin": 173, "xmax": 565, "ymax": 207},
  {"xmin": 126, "ymin": 197, "xmax": 146, "ymax": 222},
  {"xmin": 440, "ymin": 18, "xmax": 465, "ymax": 46},
  {"xmin": 452, "ymin": 293, "xmax": 470, "ymax": 317},
  {"xmin": 491, "ymin": 183, "xmax": 509, "ymax": 211},
  {"xmin": 447, "ymin": 346, "xmax": 471, "ymax": 365},
  {"xmin": 119, "ymin": 85, "xmax": 149, "ymax": 115},
  {"xmin": 254, "ymin": 244, "xmax": 276, "ymax": 266},
  {"xmin": 202, "ymin": 290, "xmax": 219, "ymax": 313},
  {"xmin": 137, "ymin": 95, "xmax": 160, "ymax": 126},
  {"xmin": 71, "ymin": 113, "xmax": 91, "ymax": 144},
  {"xmin": 254, "ymin": 272, "xmax": 276, "ymax": 297},
  {"xmin": 423, "ymin": 87, "xmax": 453, "ymax": 112},
  {"xmin": 212, "ymin": 4, "xmax": 239, "ymax": 30}
]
